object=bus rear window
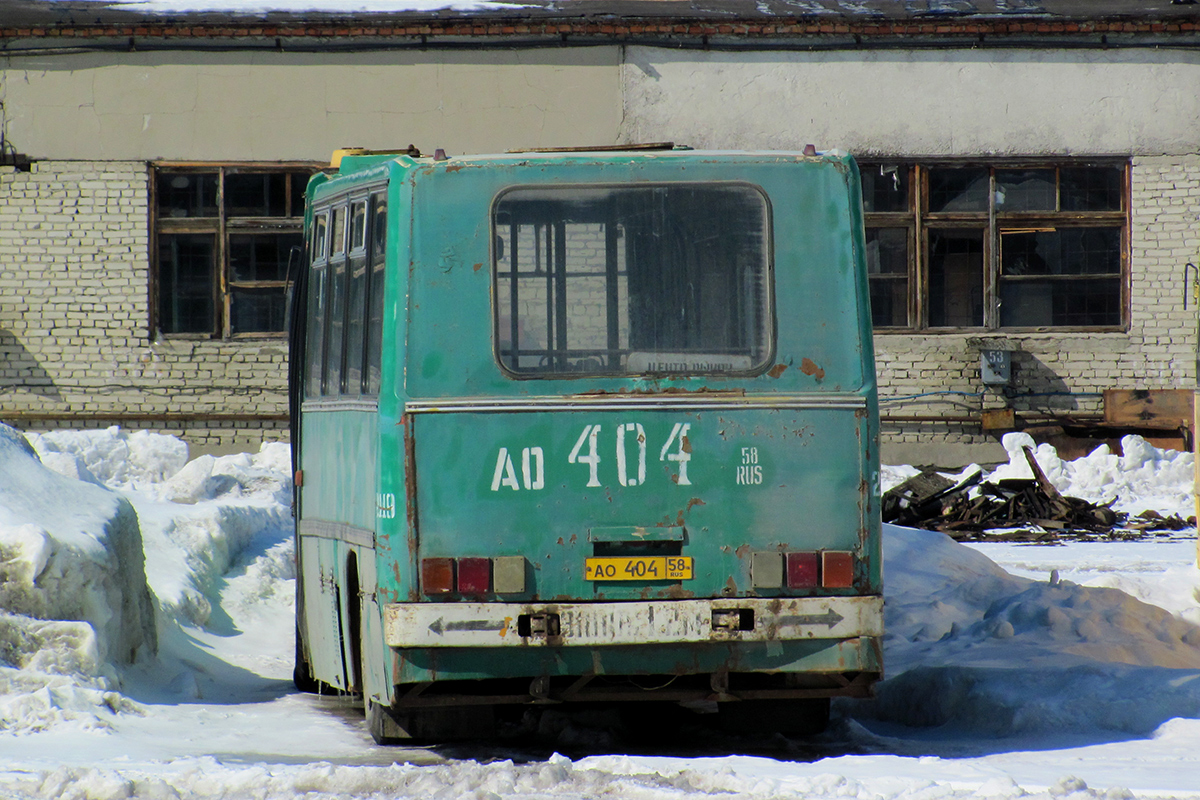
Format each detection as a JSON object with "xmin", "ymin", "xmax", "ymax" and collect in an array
[{"xmin": 493, "ymin": 184, "xmax": 773, "ymax": 377}]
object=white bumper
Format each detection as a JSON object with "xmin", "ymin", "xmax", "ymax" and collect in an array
[{"xmin": 383, "ymin": 596, "xmax": 883, "ymax": 648}]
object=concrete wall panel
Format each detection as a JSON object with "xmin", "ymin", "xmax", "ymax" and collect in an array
[
  {"xmin": 2, "ymin": 48, "xmax": 623, "ymax": 161},
  {"xmin": 621, "ymin": 47, "xmax": 1200, "ymax": 156}
]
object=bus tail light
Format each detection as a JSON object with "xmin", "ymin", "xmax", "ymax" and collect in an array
[
  {"xmin": 822, "ymin": 551, "xmax": 855, "ymax": 588},
  {"xmin": 421, "ymin": 558, "xmax": 455, "ymax": 595},
  {"xmin": 785, "ymin": 552, "xmax": 819, "ymax": 588},
  {"xmin": 457, "ymin": 557, "xmax": 491, "ymax": 595}
]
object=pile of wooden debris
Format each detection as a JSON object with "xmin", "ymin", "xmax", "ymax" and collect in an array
[{"xmin": 882, "ymin": 446, "xmax": 1193, "ymax": 542}]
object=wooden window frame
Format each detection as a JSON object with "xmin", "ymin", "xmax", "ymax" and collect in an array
[
  {"xmin": 861, "ymin": 158, "xmax": 1130, "ymax": 333},
  {"xmin": 150, "ymin": 162, "xmax": 324, "ymax": 339}
]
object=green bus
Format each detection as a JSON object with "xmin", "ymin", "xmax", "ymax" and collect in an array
[{"xmin": 290, "ymin": 145, "xmax": 882, "ymax": 741}]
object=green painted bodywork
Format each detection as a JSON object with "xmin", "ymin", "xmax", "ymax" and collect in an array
[{"xmin": 296, "ymin": 149, "xmax": 880, "ymax": 699}]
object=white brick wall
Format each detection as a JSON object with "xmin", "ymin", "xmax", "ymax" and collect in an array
[
  {"xmin": 3, "ymin": 156, "xmax": 1197, "ymax": 457},
  {"xmin": 0, "ymin": 161, "xmax": 288, "ymax": 449},
  {"xmin": 875, "ymin": 155, "xmax": 1200, "ymax": 461}
]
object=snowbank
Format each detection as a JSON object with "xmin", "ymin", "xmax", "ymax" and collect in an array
[
  {"xmin": 2, "ymin": 426, "xmax": 1200, "ymax": 799},
  {"xmin": 989, "ymin": 432, "xmax": 1195, "ymax": 517},
  {"xmin": 858, "ymin": 524, "xmax": 1200, "ymax": 738},
  {"xmin": 0, "ymin": 425, "xmax": 157, "ymax": 733},
  {"xmin": 2, "ymin": 425, "xmax": 295, "ymax": 734},
  {"xmin": 28, "ymin": 427, "xmax": 189, "ymax": 489}
]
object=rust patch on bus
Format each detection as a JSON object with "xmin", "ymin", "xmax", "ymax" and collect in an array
[
  {"xmin": 686, "ymin": 497, "xmax": 706, "ymax": 512},
  {"xmin": 768, "ymin": 363, "xmax": 788, "ymax": 379},
  {"xmin": 800, "ymin": 358, "xmax": 825, "ymax": 381},
  {"xmin": 402, "ymin": 414, "xmax": 422, "ymax": 600}
]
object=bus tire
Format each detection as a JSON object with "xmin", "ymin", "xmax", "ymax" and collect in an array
[
  {"xmin": 718, "ymin": 697, "xmax": 831, "ymax": 737},
  {"xmin": 367, "ymin": 701, "xmax": 410, "ymax": 744},
  {"xmin": 367, "ymin": 703, "xmax": 495, "ymax": 744},
  {"xmin": 293, "ymin": 625, "xmax": 321, "ymax": 694}
]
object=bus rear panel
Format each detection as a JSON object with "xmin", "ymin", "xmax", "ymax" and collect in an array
[{"xmin": 294, "ymin": 148, "xmax": 881, "ymax": 740}]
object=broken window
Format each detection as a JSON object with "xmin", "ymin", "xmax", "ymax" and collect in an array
[
  {"xmin": 860, "ymin": 160, "xmax": 1127, "ymax": 331},
  {"xmin": 152, "ymin": 165, "xmax": 320, "ymax": 337},
  {"xmin": 492, "ymin": 184, "xmax": 773, "ymax": 377}
]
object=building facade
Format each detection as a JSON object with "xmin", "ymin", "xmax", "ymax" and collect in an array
[{"xmin": 1, "ymin": 0, "xmax": 1198, "ymax": 462}]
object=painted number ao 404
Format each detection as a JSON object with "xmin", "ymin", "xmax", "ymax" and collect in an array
[{"xmin": 490, "ymin": 422, "xmax": 693, "ymax": 492}]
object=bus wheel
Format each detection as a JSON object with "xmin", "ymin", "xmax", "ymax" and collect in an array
[
  {"xmin": 718, "ymin": 698, "xmax": 831, "ymax": 738},
  {"xmin": 367, "ymin": 703, "xmax": 495, "ymax": 744},
  {"xmin": 293, "ymin": 625, "xmax": 321, "ymax": 694},
  {"xmin": 367, "ymin": 701, "xmax": 409, "ymax": 745}
]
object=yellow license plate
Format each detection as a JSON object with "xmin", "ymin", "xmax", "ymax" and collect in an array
[{"xmin": 585, "ymin": 556, "xmax": 693, "ymax": 581}]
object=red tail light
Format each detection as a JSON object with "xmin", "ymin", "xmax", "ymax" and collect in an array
[
  {"xmin": 421, "ymin": 558, "xmax": 455, "ymax": 595},
  {"xmin": 457, "ymin": 557, "xmax": 491, "ymax": 595},
  {"xmin": 785, "ymin": 552, "xmax": 819, "ymax": 588}
]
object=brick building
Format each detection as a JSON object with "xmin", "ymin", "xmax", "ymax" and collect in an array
[{"xmin": 1, "ymin": 0, "xmax": 1198, "ymax": 462}]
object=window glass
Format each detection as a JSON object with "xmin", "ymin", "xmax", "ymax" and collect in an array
[
  {"xmin": 229, "ymin": 232, "xmax": 300, "ymax": 282},
  {"xmin": 995, "ymin": 169, "xmax": 1056, "ymax": 211},
  {"xmin": 225, "ymin": 173, "xmax": 288, "ymax": 216},
  {"xmin": 365, "ymin": 196, "xmax": 387, "ymax": 395},
  {"xmin": 326, "ymin": 258, "xmax": 347, "ymax": 394},
  {"xmin": 928, "ymin": 168, "xmax": 989, "ymax": 213},
  {"xmin": 157, "ymin": 172, "xmax": 218, "ymax": 218},
  {"xmin": 494, "ymin": 184, "xmax": 772, "ymax": 377},
  {"xmin": 154, "ymin": 165, "xmax": 318, "ymax": 338},
  {"xmin": 231, "ymin": 286, "xmax": 288, "ymax": 334},
  {"xmin": 928, "ymin": 229, "xmax": 985, "ymax": 327},
  {"xmin": 1000, "ymin": 278, "xmax": 1121, "ymax": 327},
  {"xmin": 865, "ymin": 228, "xmax": 909, "ymax": 327},
  {"xmin": 998, "ymin": 227, "xmax": 1121, "ymax": 327},
  {"xmin": 1061, "ymin": 167, "xmax": 1123, "ymax": 211},
  {"xmin": 306, "ymin": 262, "xmax": 327, "ymax": 398},
  {"xmin": 350, "ymin": 201, "xmax": 368, "ymax": 252},
  {"xmin": 1000, "ymin": 227, "xmax": 1121, "ymax": 277},
  {"xmin": 312, "ymin": 213, "xmax": 329, "ymax": 262},
  {"xmin": 157, "ymin": 233, "xmax": 216, "ymax": 334},
  {"xmin": 290, "ymin": 172, "xmax": 311, "ymax": 217},
  {"xmin": 331, "ymin": 207, "xmax": 347, "ymax": 257},
  {"xmin": 861, "ymin": 164, "xmax": 909, "ymax": 212},
  {"xmin": 862, "ymin": 160, "xmax": 1126, "ymax": 332}
]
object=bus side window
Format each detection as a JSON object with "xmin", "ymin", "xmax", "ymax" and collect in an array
[
  {"xmin": 343, "ymin": 199, "xmax": 369, "ymax": 395},
  {"xmin": 305, "ymin": 210, "xmax": 329, "ymax": 398},
  {"xmin": 326, "ymin": 205, "xmax": 348, "ymax": 395},
  {"xmin": 365, "ymin": 194, "xmax": 387, "ymax": 396}
]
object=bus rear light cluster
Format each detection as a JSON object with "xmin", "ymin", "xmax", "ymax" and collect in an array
[
  {"xmin": 420, "ymin": 556, "xmax": 526, "ymax": 595},
  {"xmin": 752, "ymin": 550, "xmax": 857, "ymax": 589}
]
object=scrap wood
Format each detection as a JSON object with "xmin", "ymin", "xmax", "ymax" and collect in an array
[{"xmin": 879, "ymin": 450, "xmax": 1178, "ymax": 542}]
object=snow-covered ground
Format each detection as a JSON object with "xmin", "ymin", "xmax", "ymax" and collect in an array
[{"xmin": 2, "ymin": 425, "xmax": 1199, "ymax": 799}]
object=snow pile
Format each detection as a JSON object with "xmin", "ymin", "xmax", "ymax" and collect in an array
[
  {"xmin": 984, "ymin": 432, "xmax": 1193, "ymax": 518},
  {"xmin": 1, "ymin": 424, "xmax": 294, "ymax": 734},
  {"xmin": 0, "ymin": 425, "xmax": 157, "ymax": 734},
  {"xmin": 26, "ymin": 426, "xmax": 295, "ymax": 627},
  {"xmin": 1, "ymin": 426, "xmax": 1199, "ymax": 798},
  {"xmin": 0, "ymin": 751, "xmax": 1170, "ymax": 800},
  {"xmin": 861, "ymin": 524, "xmax": 1200, "ymax": 738},
  {"xmin": 28, "ymin": 427, "xmax": 189, "ymax": 489}
]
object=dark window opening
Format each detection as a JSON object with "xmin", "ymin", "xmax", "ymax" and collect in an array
[
  {"xmin": 493, "ymin": 184, "xmax": 773, "ymax": 377},
  {"xmin": 861, "ymin": 160, "xmax": 1127, "ymax": 331},
  {"xmin": 153, "ymin": 165, "xmax": 319, "ymax": 337}
]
